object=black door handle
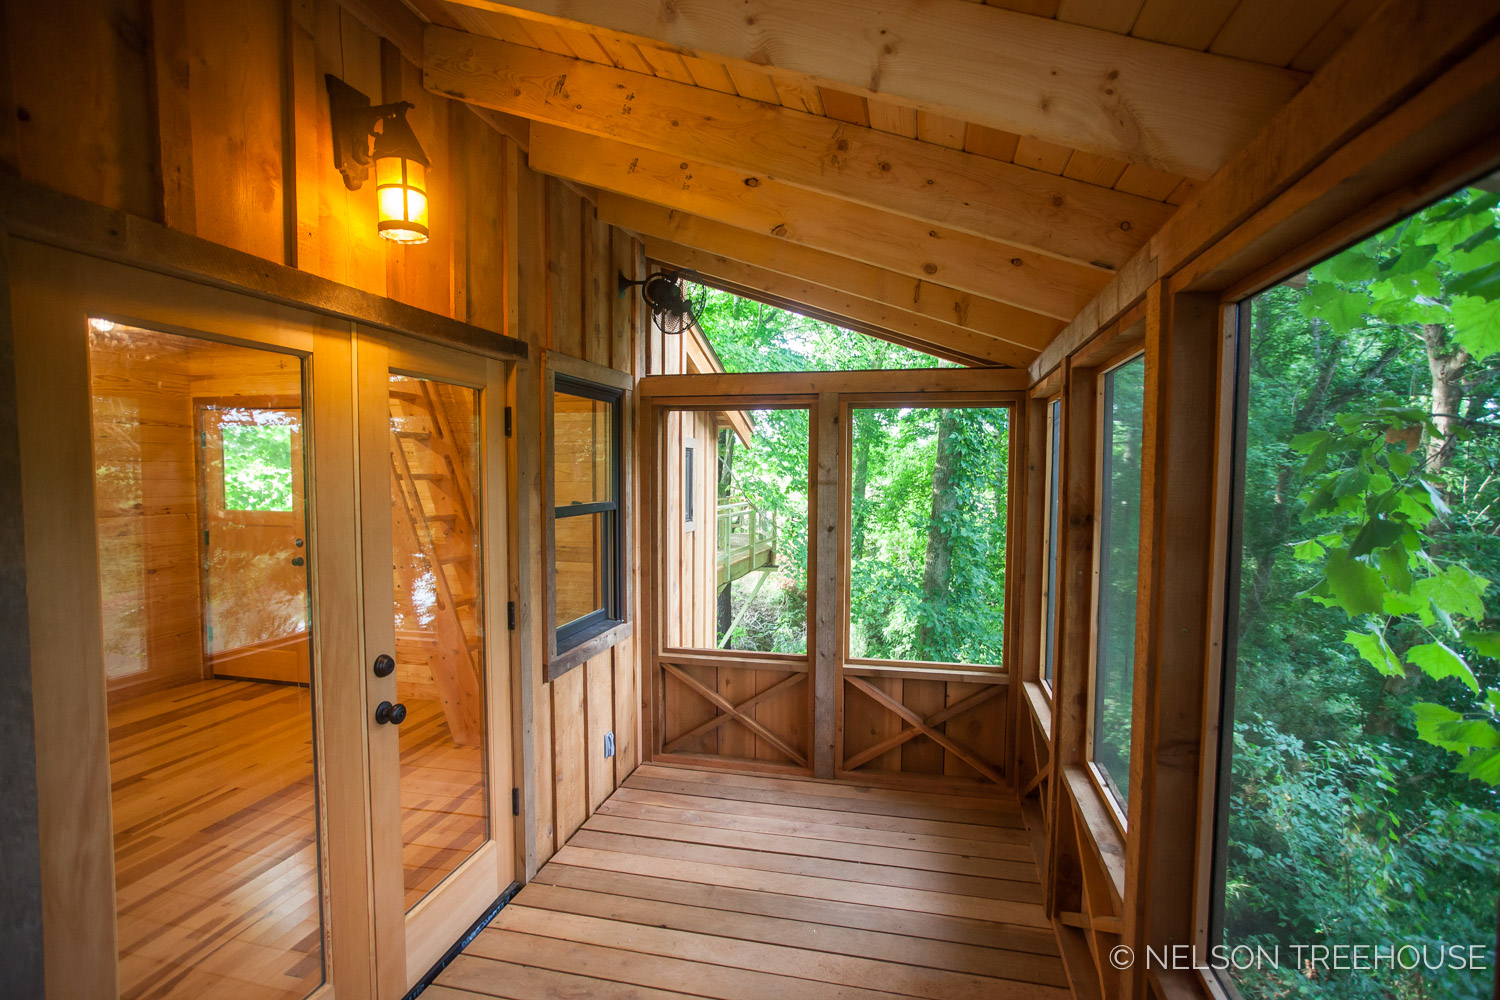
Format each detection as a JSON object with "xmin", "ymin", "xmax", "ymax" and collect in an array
[
  {"xmin": 291, "ymin": 555, "xmax": 305, "ymax": 566},
  {"xmin": 375, "ymin": 701, "xmax": 407, "ymax": 726}
]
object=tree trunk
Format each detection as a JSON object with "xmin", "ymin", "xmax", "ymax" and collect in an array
[
  {"xmin": 918, "ymin": 409, "xmax": 959, "ymax": 657},
  {"xmin": 1422, "ymin": 322, "xmax": 1470, "ymax": 475}
]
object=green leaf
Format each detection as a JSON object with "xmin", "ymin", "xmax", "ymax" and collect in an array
[
  {"xmin": 1449, "ymin": 258, "xmax": 1500, "ymax": 299},
  {"xmin": 1462, "ymin": 631, "xmax": 1500, "ymax": 658},
  {"xmin": 1454, "ymin": 747, "xmax": 1500, "ymax": 785},
  {"xmin": 1349, "ymin": 517, "xmax": 1403, "ymax": 557},
  {"xmin": 1407, "ymin": 642, "xmax": 1481, "ymax": 693},
  {"xmin": 1322, "ymin": 548, "xmax": 1386, "ymax": 618},
  {"xmin": 1298, "ymin": 282, "xmax": 1368, "ymax": 334},
  {"xmin": 1345, "ymin": 628, "xmax": 1404, "ymax": 677},
  {"xmin": 1416, "ymin": 564, "xmax": 1489, "ymax": 621},
  {"xmin": 1377, "ymin": 541, "xmax": 1414, "ymax": 594},
  {"xmin": 1413, "ymin": 702, "xmax": 1465, "ymax": 750},
  {"xmin": 1292, "ymin": 538, "xmax": 1326, "ymax": 562},
  {"xmin": 1451, "ymin": 295, "xmax": 1500, "ymax": 360}
]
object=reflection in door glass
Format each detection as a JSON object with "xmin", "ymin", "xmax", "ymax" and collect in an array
[
  {"xmin": 389, "ymin": 374, "xmax": 488, "ymax": 908},
  {"xmin": 88, "ymin": 320, "xmax": 324, "ymax": 1000}
]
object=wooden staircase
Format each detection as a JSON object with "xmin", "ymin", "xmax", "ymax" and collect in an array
[{"xmin": 389, "ymin": 378, "xmax": 484, "ymax": 748}]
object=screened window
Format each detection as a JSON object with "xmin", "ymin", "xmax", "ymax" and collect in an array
[
  {"xmin": 1041, "ymin": 397, "xmax": 1062, "ymax": 690},
  {"xmin": 552, "ymin": 376, "xmax": 624, "ymax": 658},
  {"xmin": 848, "ymin": 405, "xmax": 1010, "ymax": 666},
  {"xmin": 684, "ymin": 438, "xmax": 697, "ymax": 528},
  {"xmin": 1091, "ymin": 355, "xmax": 1145, "ymax": 812},
  {"xmin": 1212, "ymin": 185, "xmax": 1499, "ymax": 999}
]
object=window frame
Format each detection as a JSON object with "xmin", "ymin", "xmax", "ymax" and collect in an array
[
  {"xmin": 1039, "ymin": 394, "xmax": 1063, "ymax": 697},
  {"xmin": 1085, "ymin": 348, "xmax": 1147, "ymax": 832},
  {"xmin": 683, "ymin": 436, "xmax": 697, "ymax": 531},
  {"xmin": 545, "ymin": 354, "xmax": 633, "ymax": 680},
  {"xmin": 842, "ymin": 395, "xmax": 1019, "ymax": 674}
]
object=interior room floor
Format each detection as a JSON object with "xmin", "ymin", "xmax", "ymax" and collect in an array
[
  {"xmin": 428, "ymin": 764, "xmax": 1072, "ymax": 1000},
  {"xmin": 110, "ymin": 678, "xmax": 483, "ymax": 999}
]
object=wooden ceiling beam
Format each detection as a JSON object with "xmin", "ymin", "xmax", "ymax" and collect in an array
[
  {"xmin": 595, "ymin": 196, "xmax": 1063, "ymax": 351},
  {"xmin": 645, "ymin": 241, "xmax": 1038, "ymax": 368},
  {"xmin": 422, "ymin": 26, "xmax": 1173, "ymax": 271},
  {"xmin": 440, "ymin": 0, "xmax": 1306, "ymax": 178},
  {"xmin": 529, "ymin": 124, "xmax": 1103, "ymax": 319}
]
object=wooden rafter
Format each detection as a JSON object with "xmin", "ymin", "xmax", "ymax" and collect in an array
[
  {"xmin": 422, "ymin": 26, "xmax": 1175, "ymax": 270},
  {"xmin": 843, "ymin": 675, "xmax": 1005, "ymax": 786},
  {"xmin": 603, "ymin": 199, "xmax": 1065, "ymax": 349},
  {"xmin": 647, "ymin": 241, "xmax": 1039, "ymax": 368},
  {"xmin": 439, "ymin": 0, "xmax": 1306, "ymax": 178},
  {"xmin": 529, "ymin": 125, "xmax": 1106, "ymax": 318},
  {"xmin": 662, "ymin": 662, "xmax": 808, "ymax": 766}
]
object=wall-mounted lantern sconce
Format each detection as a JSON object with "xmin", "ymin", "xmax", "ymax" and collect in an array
[{"xmin": 325, "ymin": 74, "xmax": 431, "ymax": 245}]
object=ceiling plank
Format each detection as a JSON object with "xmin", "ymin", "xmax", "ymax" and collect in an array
[
  {"xmin": 646, "ymin": 240, "xmax": 1039, "ymax": 368},
  {"xmin": 438, "ymin": 0, "xmax": 1305, "ymax": 177},
  {"xmin": 595, "ymin": 196, "xmax": 1064, "ymax": 351},
  {"xmin": 528, "ymin": 124, "xmax": 1104, "ymax": 319},
  {"xmin": 422, "ymin": 26, "xmax": 1174, "ymax": 270}
]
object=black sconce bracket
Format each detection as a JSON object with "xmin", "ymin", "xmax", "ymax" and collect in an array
[{"xmin": 325, "ymin": 74, "xmax": 418, "ymax": 191}]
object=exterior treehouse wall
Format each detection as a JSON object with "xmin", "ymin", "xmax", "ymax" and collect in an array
[{"xmin": 0, "ymin": 0, "xmax": 647, "ymax": 875}]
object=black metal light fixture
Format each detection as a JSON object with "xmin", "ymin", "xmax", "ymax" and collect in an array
[{"xmin": 325, "ymin": 74, "xmax": 431, "ymax": 245}]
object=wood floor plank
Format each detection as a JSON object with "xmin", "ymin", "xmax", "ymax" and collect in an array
[
  {"xmin": 468, "ymin": 931, "xmax": 912, "ymax": 1000},
  {"xmin": 489, "ymin": 905, "xmax": 1071, "ymax": 1000},
  {"xmin": 609, "ymin": 786, "xmax": 1030, "ymax": 846},
  {"xmin": 566, "ymin": 829, "xmax": 1044, "ymax": 902},
  {"xmin": 636, "ymin": 764, "xmax": 1017, "ymax": 814},
  {"xmin": 517, "ymin": 882, "xmax": 1070, "ymax": 985},
  {"xmin": 533, "ymin": 865, "xmax": 1060, "ymax": 954},
  {"xmin": 437, "ymin": 953, "xmax": 706, "ymax": 999},
  {"xmin": 623, "ymin": 773, "xmax": 1023, "ymax": 827},
  {"xmin": 584, "ymin": 810, "xmax": 1040, "ymax": 880},
  {"xmin": 549, "ymin": 845, "xmax": 1051, "ymax": 927}
]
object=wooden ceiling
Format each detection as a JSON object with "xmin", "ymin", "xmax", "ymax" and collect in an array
[{"xmin": 408, "ymin": 0, "xmax": 1380, "ymax": 366}]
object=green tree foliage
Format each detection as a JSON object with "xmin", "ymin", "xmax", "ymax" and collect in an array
[
  {"xmin": 694, "ymin": 288, "xmax": 1007, "ymax": 665},
  {"xmin": 1225, "ymin": 187, "xmax": 1500, "ymax": 998},
  {"xmin": 222, "ymin": 419, "xmax": 294, "ymax": 511}
]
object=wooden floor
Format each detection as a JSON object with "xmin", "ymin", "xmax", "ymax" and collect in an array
[
  {"xmin": 429, "ymin": 763, "xmax": 1072, "ymax": 1000},
  {"xmin": 110, "ymin": 678, "xmax": 485, "ymax": 999}
]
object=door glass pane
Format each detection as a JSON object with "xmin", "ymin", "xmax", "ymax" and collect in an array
[
  {"xmin": 88, "ymin": 319, "xmax": 324, "ymax": 1000},
  {"xmin": 389, "ymin": 374, "xmax": 488, "ymax": 908},
  {"xmin": 1093, "ymin": 355, "xmax": 1146, "ymax": 810},
  {"xmin": 554, "ymin": 390, "xmax": 612, "ymax": 505}
]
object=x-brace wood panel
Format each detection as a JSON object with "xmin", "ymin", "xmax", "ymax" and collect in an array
[
  {"xmin": 661, "ymin": 662, "xmax": 809, "ymax": 766},
  {"xmin": 842, "ymin": 675, "xmax": 1006, "ymax": 786}
]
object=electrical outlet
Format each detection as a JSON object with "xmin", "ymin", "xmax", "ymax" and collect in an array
[{"xmin": 604, "ymin": 731, "xmax": 616, "ymax": 758}]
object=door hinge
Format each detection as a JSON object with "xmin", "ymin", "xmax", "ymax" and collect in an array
[
  {"xmin": 203, "ymin": 529, "xmax": 209, "ymax": 545},
  {"xmin": 511, "ymin": 787, "xmax": 520, "ymax": 816},
  {"xmin": 504, "ymin": 406, "xmax": 512, "ymax": 437},
  {"xmin": 507, "ymin": 601, "xmax": 516, "ymax": 630}
]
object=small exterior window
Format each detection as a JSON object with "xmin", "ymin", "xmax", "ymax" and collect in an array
[{"xmin": 550, "ymin": 374, "xmax": 625, "ymax": 669}]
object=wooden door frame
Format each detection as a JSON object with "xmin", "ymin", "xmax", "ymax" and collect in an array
[
  {"xmin": 9, "ymin": 239, "xmax": 366, "ymax": 1000},
  {"xmin": 355, "ymin": 327, "xmax": 518, "ymax": 997}
]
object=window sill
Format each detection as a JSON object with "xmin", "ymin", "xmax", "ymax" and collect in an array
[
  {"xmin": 1061, "ymin": 764, "xmax": 1127, "ymax": 912},
  {"xmin": 1022, "ymin": 681, "xmax": 1052, "ymax": 741},
  {"xmin": 548, "ymin": 620, "xmax": 632, "ymax": 681}
]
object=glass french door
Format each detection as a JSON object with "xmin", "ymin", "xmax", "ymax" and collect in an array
[
  {"xmin": 13, "ymin": 244, "xmax": 514, "ymax": 1000},
  {"xmin": 355, "ymin": 329, "xmax": 514, "ymax": 997}
]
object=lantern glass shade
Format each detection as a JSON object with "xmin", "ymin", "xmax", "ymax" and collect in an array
[{"xmin": 375, "ymin": 155, "xmax": 429, "ymax": 244}]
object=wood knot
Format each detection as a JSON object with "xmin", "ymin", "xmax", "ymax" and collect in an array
[
  {"xmin": 744, "ymin": 177, "xmax": 760, "ymax": 187},
  {"xmin": 1010, "ymin": 258, "xmax": 1024, "ymax": 267},
  {"xmin": 771, "ymin": 224, "xmax": 788, "ymax": 237},
  {"xmin": 923, "ymin": 263, "xmax": 938, "ymax": 275}
]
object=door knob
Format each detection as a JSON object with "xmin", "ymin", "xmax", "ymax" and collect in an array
[
  {"xmin": 375, "ymin": 701, "xmax": 407, "ymax": 725},
  {"xmin": 291, "ymin": 555, "xmax": 305, "ymax": 566},
  {"xmin": 373, "ymin": 653, "xmax": 395, "ymax": 677}
]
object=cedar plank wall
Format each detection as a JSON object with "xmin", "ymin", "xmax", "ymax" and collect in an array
[{"xmin": 0, "ymin": 0, "xmax": 646, "ymax": 873}]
